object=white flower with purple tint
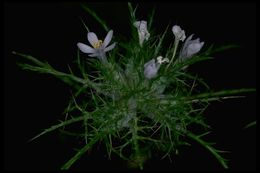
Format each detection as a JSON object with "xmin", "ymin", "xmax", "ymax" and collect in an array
[
  {"xmin": 179, "ymin": 34, "xmax": 204, "ymax": 59},
  {"xmin": 77, "ymin": 30, "xmax": 116, "ymax": 63},
  {"xmin": 134, "ymin": 20, "xmax": 150, "ymax": 46},
  {"xmin": 144, "ymin": 56, "xmax": 169, "ymax": 79},
  {"xmin": 172, "ymin": 25, "xmax": 186, "ymax": 42}
]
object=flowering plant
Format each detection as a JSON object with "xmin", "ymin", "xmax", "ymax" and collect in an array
[{"xmin": 13, "ymin": 3, "xmax": 255, "ymax": 170}]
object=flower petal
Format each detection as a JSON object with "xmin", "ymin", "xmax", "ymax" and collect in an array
[
  {"xmin": 187, "ymin": 43, "xmax": 202, "ymax": 56},
  {"xmin": 144, "ymin": 59, "xmax": 155, "ymax": 68},
  {"xmin": 139, "ymin": 21, "xmax": 147, "ymax": 31},
  {"xmin": 183, "ymin": 34, "xmax": 194, "ymax": 49},
  {"xmin": 77, "ymin": 43, "xmax": 96, "ymax": 53},
  {"xmin": 103, "ymin": 30, "xmax": 113, "ymax": 48},
  {"xmin": 87, "ymin": 32, "xmax": 99, "ymax": 47},
  {"xmin": 104, "ymin": 42, "xmax": 116, "ymax": 52},
  {"xmin": 88, "ymin": 53, "xmax": 99, "ymax": 57},
  {"xmin": 172, "ymin": 25, "xmax": 186, "ymax": 41},
  {"xmin": 144, "ymin": 59, "xmax": 160, "ymax": 79}
]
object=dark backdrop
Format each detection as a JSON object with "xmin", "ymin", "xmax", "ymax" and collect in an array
[{"xmin": 4, "ymin": 2, "xmax": 256, "ymax": 171}]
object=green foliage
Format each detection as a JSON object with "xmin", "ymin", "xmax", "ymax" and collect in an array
[
  {"xmin": 14, "ymin": 3, "xmax": 255, "ymax": 170},
  {"xmin": 244, "ymin": 121, "xmax": 256, "ymax": 129}
]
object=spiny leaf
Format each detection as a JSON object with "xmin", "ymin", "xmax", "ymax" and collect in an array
[
  {"xmin": 128, "ymin": 2, "xmax": 138, "ymax": 23},
  {"xmin": 174, "ymin": 56, "xmax": 214, "ymax": 70},
  {"xmin": 244, "ymin": 121, "xmax": 256, "ymax": 129},
  {"xmin": 13, "ymin": 51, "xmax": 46, "ymax": 66},
  {"xmin": 148, "ymin": 5, "xmax": 156, "ymax": 30},
  {"xmin": 81, "ymin": 4, "xmax": 109, "ymax": 32},
  {"xmin": 211, "ymin": 44, "xmax": 239, "ymax": 54},
  {"xmin": 186, "ymin": 131, "xmax": 229, "ymax": 169},
  {"xmin": 79, "ymin": 17, "xmax": 90, "ymax": 32},
  {"xmin": 154, "ymin": 24, "xmax": 169, "ymax": 58},
  {"xmin": 186, "ymin": 88, "xmax": 256, "ymax": 101},
  {"xmin": 28, "ymin": 116, "xmax": 84, "ymax": 142},
  {"xmin": 61, "ymin": 132, "xmax": 107, "ymax": 170}
]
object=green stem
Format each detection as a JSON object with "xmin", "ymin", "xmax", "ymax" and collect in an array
[
  {"xmin": 131, "ymin": 115, "xmax": 144, "ymax": 170},
  {"xmin": 166, "ymin": 39, "xmax": 179, "ymax": 71}
]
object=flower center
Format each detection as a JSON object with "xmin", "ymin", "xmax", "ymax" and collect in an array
[{"xmin": 93, "ymin": 40, "xmax": 103, "ymax": 49}]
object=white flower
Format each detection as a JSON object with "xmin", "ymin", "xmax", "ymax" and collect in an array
[
  {"xmin": 172, "ymin": 25, "xmax": 186, "ymax": 41},
  {"xmin": 133, "ymin": 20, "xmax": 150, "ymax": 46},
  {"xmin": 144, "ymin": 56, "xmax": 169, "ymax": 79},
  {"xmin": 157, "ymin": 56, "xmax": 169, "ymax": 64},
  {"xmin": 77, "ymin": 30, "xmax": 116, "ymax": 62},
  {"xmin": 179, "ymin": 34, "xmax": 204, "ymax": 59}
]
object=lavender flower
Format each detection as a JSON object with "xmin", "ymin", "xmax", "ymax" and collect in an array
[
  {"xmin": 172, "ymin": 25, "xmax": 186, "ymax": 41},
  {"xmin": 77, "ymin": 30, "xmax": 116, "ymax": 63},
  {"xmin": 133, "ymin": 20, "xmax": 150, "ymax": 46},
  {"xmin": 144, "ymin": 56, "xmax": 169, "ymax": 79},
  {"xmin": 179, "ymin": 34, "xmax": 204, "ymax": 60}
]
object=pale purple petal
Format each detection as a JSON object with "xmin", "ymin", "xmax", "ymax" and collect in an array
[
  {"xmin": 88, "ymin": 53, "xmax": 99, "ymax": 57},
  {"xmin": 183, "ymin": 34, "xmax": 194, "ymax": 49},
  {"xmin": 200, "ymin": 42, "xmax": 205, "ymax": 48},
  {"xmin": 87, "ymin": 32, "xmax": 99, "ymax": 47},
  {"xmin": 144, "ymin": 59, "xmax": 160, "ymax": 79},
  {"xmin": 139, "ymin": 21, "xmax": 147, "ymax": 31},
  {"xmin": 104, "ymin": 42, "xmax": 116, "ymax": 52},
  {"xmin": 77, "ymin": 43, "xmax": 95, "ymax": 53},
  {"xmin": 103, "ymin": 30, "xmax": 113, "ymax": 48},
  {"xmin": 179, "ymin": 35, "xmax": 204, "ymax": 59},
  {"xmin": 144, "ymin": 59, "xmax": 155, "ymax": 68},
  {"xmin": 172, "ymin": 25, "xmax": 186, "ymax": 41},
  {"xmin": 193, "ymin": 38, "xmax": 200, "ymax": 43},
  {"xmin": 187, "ymin": 43, "xmax": 203, "ymax": 56}
]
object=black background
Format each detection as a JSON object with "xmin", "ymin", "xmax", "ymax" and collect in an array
[{"xmin": 4, "ymin": 2, "xmax": 256, "ymax": 171}]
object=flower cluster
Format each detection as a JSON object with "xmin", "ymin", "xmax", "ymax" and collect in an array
[{"xmin": 77, "ymin": 21, "xmax": 204, "ymax": 80}]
